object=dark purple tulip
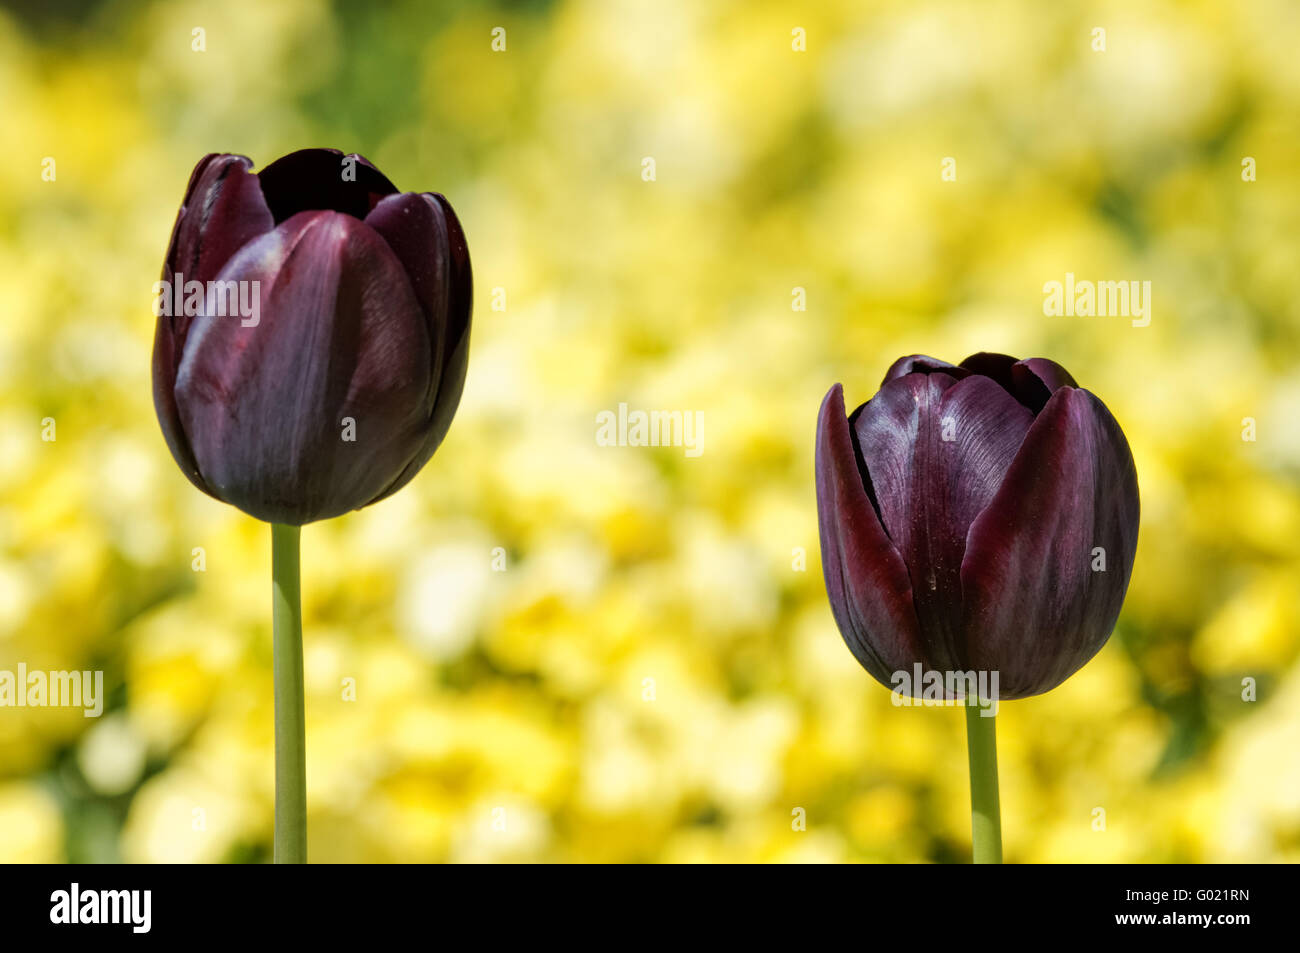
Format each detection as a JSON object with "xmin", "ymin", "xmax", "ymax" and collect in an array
[
  {"xmin": 816, "ymin": 353, "xmax": 1139, "ymax": 699},
  {"xmin": 152, "ymin": 149, "xmax": 471, "ymax": 524}
]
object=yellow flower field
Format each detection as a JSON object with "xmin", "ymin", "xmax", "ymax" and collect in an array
[{"xmin": 0, "ymin": 0, "xmax": 1297, "ymax": 862}]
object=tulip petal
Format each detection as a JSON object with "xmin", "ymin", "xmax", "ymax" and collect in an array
[
  {"xmin": 367, "ymin": 193, "xmax": 473, "ymax": 503},
  {"xmin": 959, "ymin": 352, "xmax": 1081, "ymax": 412},
  {"xmin": 1016, "ymin": 357, "xmax": 1077, "ymax": 393},
  {"xmin": 958, "ymin": 352, "xmax": 1018, "ymax": 390},
  {"xmin": 164, "ymin": 153, "xmax": 275, "ymax": 286},
  {"xmin": 881, "ymin": 353, "xmax": 970, "ymax": 385},
  {"xmin": 152, "ymin": 328, "xmax": 212, "ymax": 495},
  {"xmin": 363, "ymin": 192, "xmax": 452, "ymax": 409},
  {"xmin": 426, "ymin": 194, "xmax": 473, "ymax": 438},
  {"xmin": 1011, "ymin": 357, "xmax": 1078, "ymax": 412},
  {"xmin": 257, "ymin": 148, "xmax": 399, "ymax": 224},
  {"xmin": 960, "ymin": 387, "xmax": 1139, "ymax": 697},
  {"xmin": 816, "ymin": 384, "xmax": 925, "ymax": 686},
  {"xmin": 174, "ymin": 211, "xmax": 431, "ymax": 524},
  {"xmin": 155, "ymin": 154, "xmax": 274, "ymax": 497},
  {"xmin": 854, "ymin": 373, "xmax": 1034, "ymax": 668},
  {"xmin": 159, "ymin": 153, "xmax": 274, "ymax": 370}
]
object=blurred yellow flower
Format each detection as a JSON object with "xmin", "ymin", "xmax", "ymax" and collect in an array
[{"xmin": 1, "ymin": 0, "xmax": 1297, "ymax": 863}]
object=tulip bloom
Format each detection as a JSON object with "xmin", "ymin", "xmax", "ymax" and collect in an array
[
  {"xmin": 152, "ymin": 148, "xmax": 471, "ymax": 525},
  {"xmin": 817, "ymin": 353, "xmax": 1138, "ymax": 863},
  {"xmin": 151, "ymin": 149, "xmax": 471, "ymax": 863},
  {"xmin": 816, "ymin": 353, "xmax": 1139, "ymax": 699}
]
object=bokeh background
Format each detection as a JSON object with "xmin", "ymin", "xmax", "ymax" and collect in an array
[{"xmin": 1, "ymin": 0, "xmax": 1298, "ymax": 863}]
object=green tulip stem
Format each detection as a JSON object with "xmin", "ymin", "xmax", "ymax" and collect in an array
[
  {"xmin": 271, "ymin": 523, "xmax": 307, "ymax": 863},
  {"xmin": 964, "ymin": 700, "xmax": 1002, "ymax": 864}
]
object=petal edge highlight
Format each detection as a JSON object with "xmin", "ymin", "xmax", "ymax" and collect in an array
[
  {"xmin": 960, "ymin": 387, "xmax": 1139, "ymax": 697},
  {"xmin": 816, "ymin": 383, "xmax": 925, "ymax": 687}
]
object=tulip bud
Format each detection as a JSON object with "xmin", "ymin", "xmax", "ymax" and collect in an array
[
  {"xmin": 815, "ymin": 353, "xmax": 1139, "ymax": 699},
  {"xmin": 151, "ymin": 149, "xmax": 471, "ymax": 524}
]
